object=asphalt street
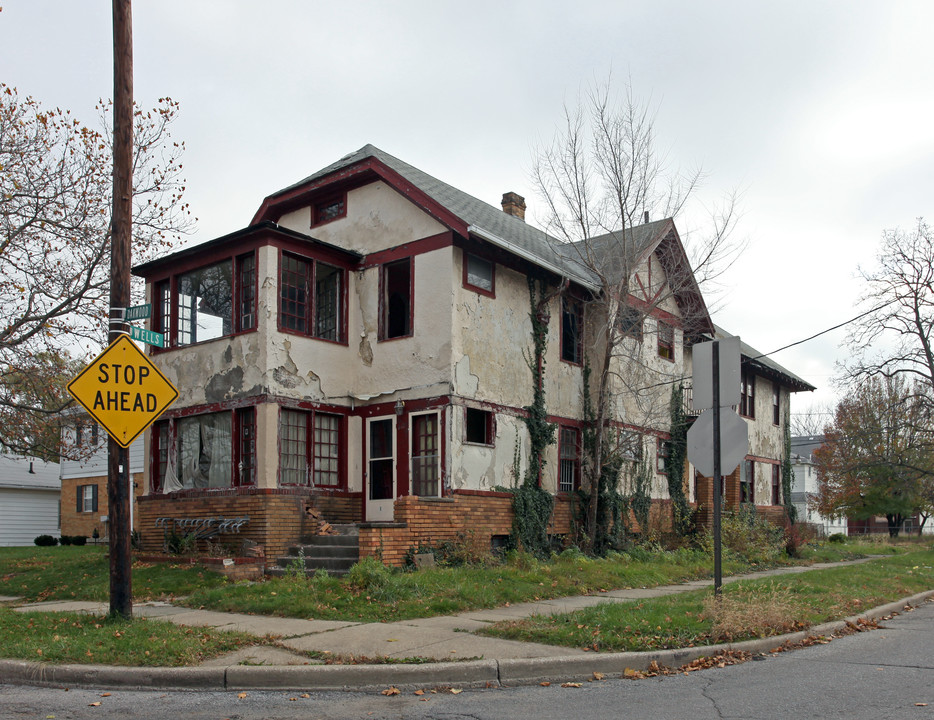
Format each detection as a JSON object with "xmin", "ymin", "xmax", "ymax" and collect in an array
[{"xmin": 2, "ymin": 595, "xmax": 932, "ymax": 720}]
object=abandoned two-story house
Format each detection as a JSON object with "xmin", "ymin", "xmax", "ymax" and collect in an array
[{"xmin": 129, "ymin": 144, "xmax": 814, "ymax": 565}]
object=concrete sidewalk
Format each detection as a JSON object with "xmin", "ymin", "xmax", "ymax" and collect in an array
[{"xmin": 3, "ymin": 557, "xmax": 930, "ymax": 692}]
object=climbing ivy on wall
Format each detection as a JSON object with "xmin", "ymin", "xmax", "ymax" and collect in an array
[
  {"xmin": 511, "ymin": 277, "xmax": 556, "ymax": 557},
  {"xmin": 666, "ymin": 383, "xmax": 692, "ymax": 536},
  {"xmin": 781, "ymin": 417, "xmax": 797, "ymax": 523}
]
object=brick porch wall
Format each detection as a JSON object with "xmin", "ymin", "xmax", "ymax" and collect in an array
[
  {"xmin": 694, "ymin": 467, "xmax": 786, "ymax": 529},
  {"xmin": 137, "ymin": 489, "xmax": 362, "ymax": 560},
  {"xmin": 358, "ymin": 490, "xmax": 578, "ymax": 567}
]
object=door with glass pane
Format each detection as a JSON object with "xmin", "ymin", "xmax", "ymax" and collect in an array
[{"xmin": 366, "ymin": 417, "xmax": 396, "ymax": 521}]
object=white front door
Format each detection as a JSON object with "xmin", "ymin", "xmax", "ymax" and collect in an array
[{"xmin": 365, "ymin": 416, "xmax": 396, "ymax": 521}]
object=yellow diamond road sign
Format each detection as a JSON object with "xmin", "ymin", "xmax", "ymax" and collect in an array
[{"xmin": 68, "ymin": 335, "xmax": 178, "ymax": 448}]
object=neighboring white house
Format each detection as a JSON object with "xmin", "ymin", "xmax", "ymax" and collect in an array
[
  {"xmin": 790, "ymin": 435, "xmax": 847, "ymax": 536},
  {"xmin": 0, "ymin": 454, "xmax": 61, "ymax": 546}
]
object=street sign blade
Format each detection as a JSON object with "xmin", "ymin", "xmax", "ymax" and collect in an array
[
  {"xmin": 124, "ymin": 303, "xmax": 152, "ymax": 321},
  {"xmin": 129, "ymin": 325, "xmax": 164, "ymax": 347}
]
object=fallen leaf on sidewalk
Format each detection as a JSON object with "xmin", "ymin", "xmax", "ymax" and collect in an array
[
  {"xmin": 592, "ymin": 672, "xmax": 605, "ymax": 681},
  {"xmin": 237, "ymin": 692, "xmax": 247, "ymax": 699},
  {"xmin": 450, "ymin": 688, "xmax": 463, "ymax": 694},
  {"xmin": 916, "ymin": 703, "xmax": 928, "ymax": 707},
  {"xmin": 88, "ymin": 702, "xmax": 101, "ymax": 707},
  {"xmin": 381, "ymin": 687, "xmax": 400, "ymax": 696},
  {"xmin": 99, "ymin": 693, "xmax": 111, "ymax": 698},
  {"xmin": 540, "ymin": 682, "xmax": 551, "ymax": 687},
  {"xmin": 414, "ymin": 690, "xmax": 425, "ymax": 696},
  {"xmin": 561, "ymin": 682, "xmax": 582, "ymax": 688}
]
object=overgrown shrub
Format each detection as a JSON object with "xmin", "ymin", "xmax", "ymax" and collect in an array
[
  {"xmin": 700, "ymin": 508, "xmax": 784, "ymax": 565},
  {"xmin": 34, "ymin": 535, "xmax": 58, "ymax": 546},
  {"xmin": 347, "ymin": 556, "xmax": 394, "ymax": 591},
  {"xmin": 828, "ymin": 533, "xmax": 848, "ymax": 544},
  {"xmin": 403, "ymin": 531, "xmax": 495, "ymax": 570},
  {"xmin": 166, "ymin": 530, "xmax": 196, "ymax": 555},
  {"xmin": 701, "ymin": 582, "xmax": 801, "ymax": 642}
]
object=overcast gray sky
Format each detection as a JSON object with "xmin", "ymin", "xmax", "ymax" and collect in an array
[{"xmin": 3, "ymin": 1, "xmax": 933, "ymax": 420}]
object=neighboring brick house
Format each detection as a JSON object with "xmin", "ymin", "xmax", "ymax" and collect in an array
[
  {"xmin": 126, "ymin": 144, "xmax": 813, "ymax": 563},
  {"xmin": 59, "ymin": 417, "xmax": 144, "ymax": 540}
]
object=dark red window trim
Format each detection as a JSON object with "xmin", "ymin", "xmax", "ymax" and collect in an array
[
  {"xmin": 771, "ymin": 462, "xmax": 781, "ymax": 505},
  {"xmin": 462, "ymin": 251, "xmax": 496, "ymax": 298},
  {"xmin": 379, "ymin": 257, "xmax": 414, "ymax": 341},
  {"xmin": 657, "ymin": 320, "xmax": 675, "ymax": 361},
  {"xmin": 311, "ymin": 192, "xmax": 347, "ymax": 227},
  {"xmin": 277, "ymin": 249, "xmax": 348, "ymax": 344},
  {"xmin": 558, "ymin": 425, "xmax": 581, "ymax": 493}
]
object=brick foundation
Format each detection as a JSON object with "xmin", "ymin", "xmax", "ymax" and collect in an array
[{"xmin": 137, "ymin": 488, "xmax": 362, "ymax": 560}]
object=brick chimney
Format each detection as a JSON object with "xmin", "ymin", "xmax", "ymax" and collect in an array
[{"xmin": 501, "ymin": 192, "xmax": 526, "ymax": 221}]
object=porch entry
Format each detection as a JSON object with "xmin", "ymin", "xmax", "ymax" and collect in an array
[{"xmin": 365, "ymin": 416, "xmax": 396, "ymax": 521}]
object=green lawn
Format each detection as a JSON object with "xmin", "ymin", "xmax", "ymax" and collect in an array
[
  {"xmin": 479, "ymin": 549, "xmax": 934, "ymax": 652},
  {"xmin": 0, "ymin": 537, "xmax": 929, "ymax": 667}
]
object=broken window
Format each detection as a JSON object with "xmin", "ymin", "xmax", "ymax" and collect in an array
[
  {"xmin": 412, "ymin": 413, "xmax": 440, "ymax": 497},
  {"xmin": 561, "ymin": 297, "xmax": 583, "ymax": 364},
  {"xmin": 464, "ymin": 407, "xmax": 494, "ymax": 445},
  {"xmin": 657, "ymin": 437, "xmax": 669, "ymax": 473},
  {"xmin": 380, "ymin": 258, "xmax": 412, "ymax": 340},
  {"xmin": 279, "ymin": 253, "xmax": 345, "ymax": 341}
]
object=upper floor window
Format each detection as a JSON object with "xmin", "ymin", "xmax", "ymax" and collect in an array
[
  {"xmin": 657, "ymin": 437, "xmax": 669, "ymax": 473},
  {"xmin": 464, "ymin": 253, "xmax": 495, "ymax": 296},
  {"xmin": 464, "ymin": 407, "xmax": 494, "ymax": 446},
  {"xmin": 380, "ymin": 258, "xmax": 412, "ymax": 340},
  {"xmin": 279, "ymin": 253, "xmax": 344, "ymax": 342},
  {"xmin": 618, "ymin": 306, "xmax": 643, "ymax": 342},
  {"xmin": 153, "ymin": 252, "xmax": 256, "ymax": 348},
  {"xmin": 771, "ymin": 463, "xmax": 781, "ymax": 505},
  {"xmin": 657, "ymin": 321, "xmax": 674, "ymax": 361},
  {"xmin": 619, "ymin": 430, "xmax": 643, "ymax": 462},
  {"xmin": 740, "ymin": 368, "xmax": 755, "ymax": 418},
  {"xmin": 772, "ymin": 382, "xmax": 781, "ymax": 425},
  {"xmin": 561, "ymin": 297, "xmax": 583, "ymax": 364},
  {"xmin": 312, "ymin": 193, "xmax": 346, "ymax": 226}
]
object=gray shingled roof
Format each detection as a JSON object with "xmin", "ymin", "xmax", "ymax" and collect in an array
[
  {"xmin": 274, "ymin": 144, "xmax": 598, "ymax": 287},
  {"xmin": 712, "ymin": 325, "xmax": 815, "ymax": 392}
]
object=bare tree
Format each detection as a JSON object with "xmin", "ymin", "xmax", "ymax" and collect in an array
[
  {"xmin": 844, "ymin": 219, "xmax": 934, "ymax": 397},
  {"xmin": 532, "ymin": 79, "xmax": 741, "ymax": 547},
  {"xmin": 0, "ymin": 84, "xmax": 194, "ymax": 458},
  {"xmin": 790, "ymin": 401, "xmax": 835, "ymax": 437}
]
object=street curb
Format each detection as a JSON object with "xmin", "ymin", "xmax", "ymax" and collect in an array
[{"xmin": 2, "ymin": 589, "xmax": 932, "ymax": 692}]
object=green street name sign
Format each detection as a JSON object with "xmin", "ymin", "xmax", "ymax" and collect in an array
[
  {"xmin": 125, "ymin": 303, "xmax": 152, "ymax": 321},
  {"xmin": 129, "ymin": 326, "xmax": 164, "ymax": 347}
]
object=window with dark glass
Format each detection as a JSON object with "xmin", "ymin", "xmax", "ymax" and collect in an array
[
  {"xmin": 772, "ymin": 381, "xmax": 780, "ymax": 425},
  {"xmin": 77, "ymin": 484, "xmax": 98, "ymax": 513},
  {"xmin": 620, "ymin": 430, "xmax": 642, "ymax": 461},
  {"xmin": 464, "ymin": 253, "xmax": 494, "ymax": 294},
  {"xmin": 238, "ymin": 253, "xmax": 256, "ymax": 332},
  {"xmin": 741, "ymin": 459, "xmax": 755, "ymax": 503},
  {"xmin": 657, "ymin": 321, "xmax": 674, "ymax": 360},
  {"xmin": 559, "ymin": 426, "xmax": 581, "ymax": 493},
  {"xmin": 155, "ymin": 280, "xmax": 170, "ymax": 335},
  {"xmin": 740, "ymin": 368, "xmax": 755, "ymax": 418},
  {"xmin": 279, "ymin": 254, "xmax": 344, "ymax": 341},
  {"xmin": 465, "ymin": 407, "xmax": 493, "ymax": 445},
  {"xmin": 619, "ymin": 306, "xmax": 643, "ymax": 342},
  {"xmin": 561, "ymin": 297, "xmax": 583, "ymax": 364},
  {"xmin": 279, "ymin": 408, "xmax": 342, "ymax": 488},
  {"xmin": 380, "ymin": 258, "xmax": 412, "ymax": 340},
  {"xmin": 412, "ymin": 413, "xmax": 440, "ymax": 497},
  {"xmin": 152, "ymin": 420, "xmax": 169, "ymax": 493},
  {"xmin": 235, "ymin": 408, "xmax": 256, "ymax": 487},
  {"xmin": 771, "ymin": 463, "xmax": 781, "ymax": 505},
  {"xmin": 313, "ymin": 194, "xmax": 346, "ymax": 226},
  {"xmin": 657, "ymin": 438, "xmax": 669, "ymax": 473}
]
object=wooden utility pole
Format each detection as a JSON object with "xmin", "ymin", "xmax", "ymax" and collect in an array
[{"xmin": 109, "ymin": 0, "xmax": 134, "ymax": 619}]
